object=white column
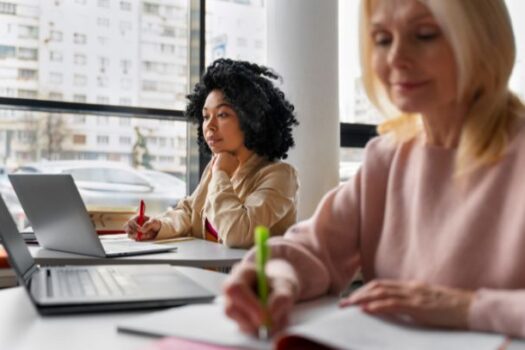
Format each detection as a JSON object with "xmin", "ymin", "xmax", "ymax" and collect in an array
[{"xmin": 267, "ymin": 0, "xmax": 340, "ymax": 220}]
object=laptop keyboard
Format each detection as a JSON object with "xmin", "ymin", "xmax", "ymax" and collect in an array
[{"xmin": 50, "ymin": 267, "xmax": 138, "ymax": 298}]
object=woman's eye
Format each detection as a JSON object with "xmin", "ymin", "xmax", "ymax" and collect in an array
[
  {"xmin": 202, "ymin": 115, "xmax": 210, "ymax": 121},
  {"xmin": 416, "ymin": 27, "xmax": 440, "ymax": 41},
  {"xmin": 218, "ymin": 112, "xmax": 228, "ymax": 118},
  {"xmin": 373, "ymin": 32, "xmax": 392, "ymax": 46},
  {"xmin": 417, "ymin": 32, "xmax": 439, "ymax": 41}
]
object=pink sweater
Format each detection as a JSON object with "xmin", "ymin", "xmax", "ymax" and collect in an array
[{"xmin": 259, "ymin": 120, "xmax": 525, "ymax": 338}]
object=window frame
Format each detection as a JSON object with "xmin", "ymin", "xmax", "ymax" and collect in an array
[
  {"xmin": 0, "ymin": 0, "xmax": 371, "ymax": 194},
  {"xmin": 0, "ymin": 0, "xmax": 206, "ymax": 195}
]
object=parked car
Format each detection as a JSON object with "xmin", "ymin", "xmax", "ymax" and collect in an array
[{"xmin": 2, "ymin": 160, "xmax": 187, "ymax": 230}]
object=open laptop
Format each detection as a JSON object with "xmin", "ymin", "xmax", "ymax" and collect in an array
[
  {"xmin": 9, "ymin": 174, "xmax": 175, "ymax": 258},
  {"xmin": 0, "ymin": 196, "xmax": 214, "ymax": 315}
]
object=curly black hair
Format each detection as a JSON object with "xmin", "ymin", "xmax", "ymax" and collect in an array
[{"xmin": 185, "ymin": 58, "xmax": 298, "ymax": 161}]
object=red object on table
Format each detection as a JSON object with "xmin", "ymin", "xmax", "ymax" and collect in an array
[{"xmin": 137, "ymin": 199, "xmax": 145, "ymax": 240}]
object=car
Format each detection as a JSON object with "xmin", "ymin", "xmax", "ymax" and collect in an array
[{"xmin": 2, "ymin": 160, "xmax": 187, "ymax": 230}]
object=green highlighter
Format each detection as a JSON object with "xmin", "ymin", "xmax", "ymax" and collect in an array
[{"xmin": 255, "ymin": 225, "xmax": 270, "ymax": 340}]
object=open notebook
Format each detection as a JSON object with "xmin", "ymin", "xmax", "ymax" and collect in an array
[{"xmin": 118, "ymin": 297, "xmax": 506, "ymax": 350}]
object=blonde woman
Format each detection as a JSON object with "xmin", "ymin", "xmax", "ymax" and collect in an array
[{"xmin": 223, "ymin": 0, "xmax": 525, "ymax": 338}]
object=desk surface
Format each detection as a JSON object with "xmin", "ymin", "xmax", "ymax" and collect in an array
[
  {"xmin": 0, "ymin": 266, "xmax": 227, "ymax": 350},
  {"xmin": 30, "ymin": 238, "xmax": 247, "ymax": 268}
]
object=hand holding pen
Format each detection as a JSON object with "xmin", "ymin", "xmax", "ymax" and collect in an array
[
  {"xmin": 123, "ymin": 200, "xmax": 161, "ymax": 241},
  {"xmin": 223, "ymin": 226, "xmax": 298, "ymax": 337}
]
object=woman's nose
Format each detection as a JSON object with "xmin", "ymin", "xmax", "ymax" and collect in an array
[
  {"xmin": 388, "ymin": 37, "xmax": 413, "ymax": 70},
  {"xmin": 205, "ymin": 115, "xmax": 218, "ymax": 131}
]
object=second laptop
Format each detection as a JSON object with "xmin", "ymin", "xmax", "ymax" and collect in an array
[{"xmin": 9, "ymin": 174, "xmax": 175, "ymax": 258}]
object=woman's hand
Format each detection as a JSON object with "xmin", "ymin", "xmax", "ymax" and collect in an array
[
  {"xmin": 124, "ymin": 215, "xmax": 161, "ymax": 241},
  {"xmin": 212, "ymin": 152, "xmax": 240, "ymax": 178},
  {"xmin": 223, "ymin": 261, "xmax": 298, "ymax": 336},
  {"xmin": 340, "ymin": 279, "xmax": 474, "ymax": 329}
]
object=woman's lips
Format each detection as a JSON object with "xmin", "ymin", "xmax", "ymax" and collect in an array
[
  {"xmin": 207, "ymin": 138, "xmax": 223, "ymax": 146},
  {"xmin": 391, "ymin": 81, "xmax": 429, "ymax": 91}
]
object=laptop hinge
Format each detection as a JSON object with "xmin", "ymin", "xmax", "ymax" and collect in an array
[{"xmin": 22, "ymin": 264, "xmax": 39, "ymax": 285}]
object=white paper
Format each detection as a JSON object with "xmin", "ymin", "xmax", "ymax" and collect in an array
[
  {"xmin": 117, "ymin": 297, "xmax": 505, "ymax": 350},
  {"xmin": 285, "ymin": 306, "xmax": 505, "ymax": 350}
]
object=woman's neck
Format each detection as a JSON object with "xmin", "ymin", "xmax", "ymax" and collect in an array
[
  {"xmin": 234, "ymin": 146, "xmax": 255, "ymax": 166},
  {"xmin": 421, "ymin": 103, "xmax": 468, "ymax": 148}
]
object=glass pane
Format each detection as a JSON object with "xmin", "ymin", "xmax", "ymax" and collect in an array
[
  {"xmin": 0, "ymin": 109, "xmax": 187, "ymax": 230},
  {"xmin": 338, "ymin": 0, "xmax": 382, "ymax": 124},
  {"xmin": 339, "ymin": 0, "xmax": 525, "ymax": 123},
  {"xmin": 339, "ymin": 147, "xmax": 364, "ymax": 185},
  {"xmin": 205, "ymin": 0, "xmax": 267, "ymax": 65},
  {"xmin": 506, "ymin": 0, "xmax": 525, "ymax": 100},
  {"xmin": 0, "ymin": 0, "xmax": 190, "ymax": 110}
]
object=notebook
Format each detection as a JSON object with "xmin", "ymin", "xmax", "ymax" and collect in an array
[
  {"xmin": 0, "ymin": 195, "xmax": 215, "ymax": 315},
  {"xmin": 9, "ymin": 174, "xmax": 175, "ymax": 258},
  {"xmin": 118, "ymin": 297, "xmax": 506, "ymax": 350}
]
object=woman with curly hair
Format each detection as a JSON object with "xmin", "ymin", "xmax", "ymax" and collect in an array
[{"xmin": 125, "ymin": 59, "xmax": 299, "ymax": 248}]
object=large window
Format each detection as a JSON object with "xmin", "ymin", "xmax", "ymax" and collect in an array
[
  {"xmin": 0, "ymin": 0, "xmax": 194, "ymax": 228},
  {"xmin": 205, "ymin": 0, "xmax": 266, "ymax": 66}
]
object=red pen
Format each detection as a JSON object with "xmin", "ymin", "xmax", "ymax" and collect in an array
[{"xmin": 137, "ymin": 200, "xmax": 145, "ymax": 241}]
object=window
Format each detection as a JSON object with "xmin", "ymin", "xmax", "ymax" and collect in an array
[
  {"xmin": 97, "ymin": 76, "xmax": 108, "ymax": 87},
  {"xmin": 50, "ymin": 30, "xmax": 62, "ymax": 42},
  {"xmin": 97, "ymin": 135, "xmax": 109, "ymax": 144},
  {"xmin": 119, "ymin": 136, "xmax": 131, "ymax": 145},
  {"xmin": 18, "ymin": 47, "xmax": 38, "ymax": 60},
  {"xmin": 73, "ymin": 94, "xmax": 86, "ymax": 102},
  {"xmin": 0, "ymin": 1, "xmax": 193, "ymax": 224},
  {"xmin": 74, "ymin": 74, "xmax": 87, "ymax": 86},
  {"xmin": 18, "ymin": 69, "xmax": 37, "ymax": 80},
  {"xmin": 0, "ymin": 2, "xmax": 16, "ymax": 15},
  {"xmin": 18, "ymin": 89, "xmax": 37, "ymax": 98},
  {"xmin": 143, "ymin": 3, "xmax": 160, "ymax": 15},
  {"xmin": 97, "ymin": 96, "xmax": 109, "ymax": 104},
  {"xmin": 49, "ymin": 51, "xmax": 62, "ymax": 62},
  {"xmin": 73, "ymin": 115, "xmax": 86, "ymax": 124},
  {"xmin": 120, "ymin": 1, "xmax": 131, "ymax": 11},
  {"xmin": 97, "ymin": 17, "xmax": 110, "ymax": 27},
  {"xmin": 0, "ymin": 45, "xmax": 16, "ymax": 59},
  {"xmin": 120, "ymin": 59, "xmax": 131, "ymax": 74},
  {"xmin": 73, "ymin": 134, "xmax": 86, "ymax": 144},
  {"xmin": 73, "ymin": 33, "xmax": 86, "ymax": 44},
  {"xmin": 49, "ymin": 92, "xmax": 63, "ymax": 100},
  {"xmin": 98, "ymin": 57, "xmax": 109, "ymax": 72},
  {"xmin": 206, "ymin": 0, "xmax": 266, "ymax": 65},
  {"xmin": 18, "ymin": 25, "xmax": 38, "ymax": 39},
  {"xmin": 97, "ymin": 36, "xmax": 108, "ymax": 46},
  {"xmin": 74, "ymin": 53, "xmax": 87, "ymax": 65}
]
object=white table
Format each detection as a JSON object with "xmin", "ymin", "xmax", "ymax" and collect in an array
[
  {"xmin": 0, "ymin": 266, "xmax": 227, "ymax": 350},
  {"xmin": 29, "ymin": 238, "xmax": 247, "ymax": 269}
]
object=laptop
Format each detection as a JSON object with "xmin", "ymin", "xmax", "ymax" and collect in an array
[
  {"xmin": 0, "ymin": 196, "xmax": 214, "ymax": 315},
  {"xmin": 9, "ymin": 174, "xmax": 175, "ymax": 258}
]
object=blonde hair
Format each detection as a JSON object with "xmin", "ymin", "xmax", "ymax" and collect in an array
[{"xmin": 359, "ymin": 0, "xmax": 525, "ymax": 174}]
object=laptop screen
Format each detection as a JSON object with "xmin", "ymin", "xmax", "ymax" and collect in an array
[{"xmin": 0, "ymin": 196, "xmax": 35, "ymax": 280}]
